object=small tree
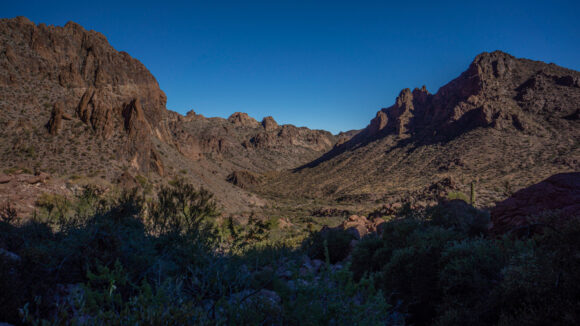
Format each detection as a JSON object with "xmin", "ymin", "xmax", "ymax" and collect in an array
[
  {"xmin": 0, "ymin": 201, "xmax": 17, "ymax": 224},
  {"xmin": 470, "ymin": 180, "xmax": 476, "ymax": 206},
  {"xmin": 147, "ymin": 178, "xmax": 219, "ymax": 236}
]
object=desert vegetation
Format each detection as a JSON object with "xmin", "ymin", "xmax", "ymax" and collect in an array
[{"xmin": 1, "ymin": 180, "xmax": 579, "ymax": 325}]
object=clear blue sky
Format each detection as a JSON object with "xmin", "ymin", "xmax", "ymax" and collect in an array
[{"xmin": 3, "ymin": 1, "xmax": 579, "ymax": 133}]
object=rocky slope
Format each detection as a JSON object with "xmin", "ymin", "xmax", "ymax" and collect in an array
[
  {"xmin": 259, "ymin": 51, "xmax": 580, "ymax": 207},
  {"xmin": 0, "ymin": 17, "xmax": 335, "ymax": 214}
]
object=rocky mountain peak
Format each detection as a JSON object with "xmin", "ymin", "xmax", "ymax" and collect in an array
[
  {"xmin": 261, "ymin": 116, "xmax": 279, "ymax": 131},
  {"xmin": 228, "ymin": 112, "xmax": 260, "ymax": 127},
  {"xmin": 367, "ymin": 86, "xmax": 431, "ymax": 137},
  {"xmin": 362, "ymin": 50, "xmax": 580, "ymax": 142}
]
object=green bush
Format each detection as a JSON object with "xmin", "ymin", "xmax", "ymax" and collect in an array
[
  {"xmin": 446, "ymin": 191, "xmax": 469, "ymax": 202},
  {"xmin": 428, "ymin": 201, "xmax": 490, "ymax": 236},
  {"xmin": 302, "ymin": 227, "xmax": 354, "ymax": 264}
]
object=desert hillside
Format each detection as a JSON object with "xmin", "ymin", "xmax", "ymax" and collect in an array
[
  {"xmin": 0, "ymin": 17, "xmax": 335, "ymax": 214},
  {"xmin": 258, "ymin": 51, "xmax": 580, "ymax": 207}
]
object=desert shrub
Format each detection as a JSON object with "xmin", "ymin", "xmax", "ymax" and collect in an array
[
  {"xmin": 5, "ymin": 186, "xmax": 580, "ymax": 325},
  {"xmin": 446, "ymin": 191, "xmax": 469, "ymax": 202},
  {"xmin": 302, "ymin": 227, "xmax": 354, "ymax": 263},
  {"xmin": 346, "ymin": 207, "xmax": 580, "ymax": 325},
  {"xmin": 282, "ymin": 265, "xmax": 391, "ymax": 325},
  {"xmin": 0, "ymin": 254, "xmax": 24, "ymax": 324},
  {"xmin": 439, "ymin": 239, "xmax": 504, "ymax": 299},
  {"xmin": 435, "ymin": 238, "xmax": 505, "ymax": 325},
  {"xmin": 428, "ymin": 201, "xmax": 490, "ymax": 236},
  {"xmin": 0, "ymin": 201, "xmax": 17, "ymax": 223},
  {"xmin": 147, "ymin": 178, "xmax": 218, "ymax": 238},
  {"xmin": 242, "ymin": 213, "xmax": 272, "ymax": 245},
  {"xmin": 35, "ymin": 192, "xmax": 73, "ymax": 227},
  {"xmin": 350, "ymin": 235, "xmax": 388, "ymax": 281},
  {"xmin": 493, "ymin": 220, "xmax": 580, "ymax": 325},
  {"xmin": 350, "ymin": 217, "xmax": 423, "ymax": 281},
  {"xmin": 377, "ymin": 226, "xmax": 461, "ymax": 324},
  {"xmin": 1, "ymin": 180, "xmax": 226, "ymax": 323}
]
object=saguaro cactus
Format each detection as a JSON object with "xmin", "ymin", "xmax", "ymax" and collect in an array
[{"xmin": 470, "ymin": 180, "xmax": 476, "ymax": 206}]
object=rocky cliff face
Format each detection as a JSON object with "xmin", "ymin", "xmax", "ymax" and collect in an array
[
  {"xmin": 262, "ymin": 51, "xmax": 580, "ymax": 206},
  {"xmin": 0, "ymin": 16, "xmax": 167, "ymax": 176}
]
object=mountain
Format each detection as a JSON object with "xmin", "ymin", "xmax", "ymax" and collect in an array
[
  {"xmin": 0, "ymin": 17, "xmax": 335, "ymax": 214},
  {"xmin": 2, "ymin": 17, "xmax": 578, "ymax": 215},
  {"xmin": 259, "ymin": 51, "xmax": 580, "ymax": 206}
]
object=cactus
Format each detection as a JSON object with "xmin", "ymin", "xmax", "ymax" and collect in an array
[{"xmin": 470, "ymin": 180, "xmax": 476, "ymax": 206}]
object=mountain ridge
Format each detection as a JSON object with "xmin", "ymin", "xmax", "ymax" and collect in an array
[
  {"xmin": 1, "ymin": 16, "xmax": 578, "ymax": 215},
  {"xmin": 260, "ymin": 51, "xmax": 580, "ymax": 207}
]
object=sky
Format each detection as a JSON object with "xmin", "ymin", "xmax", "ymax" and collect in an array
[{"xmin": 2, "ymin": 1, "xmax": 579, "ymax": 134}]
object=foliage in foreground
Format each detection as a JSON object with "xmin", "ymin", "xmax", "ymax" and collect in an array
[
  {"xmin": 1, "ymin": 182, "xmax": 579, "ymax": 325},
  {"xmin": 349, "ymin": 207, "xmax": 580, "ymax": 325},
  {"xmin": 0, "ymin": 181, "xmax": 388, "ymax": 325}
]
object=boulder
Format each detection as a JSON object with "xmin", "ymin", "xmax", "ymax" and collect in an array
[
  {"xmin": 0, "ymin": 174, "xmax": 11, "ymax": 184},
  {"xmin": 490, "ymin": 172, "xmax": 580, "ymax": 234}
]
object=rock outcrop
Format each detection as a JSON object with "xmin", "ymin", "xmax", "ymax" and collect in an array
[
  {"xmin": 262, "ymin": 116, "xmax": 279, "ymax": 131},
  {"xmin": 228, "ymin": 112, "xmax": 260, "ymax": 128},
  {"xmin": 226, "ymin": 170, "xmax": 263, "ymax": 189},
  {"xmin": 490, "ymin": 173, "xmax": 580, "ymax": 234},
  {"xmin": 336, "ymin": 215, "xmax": 387, "ymax": 240},
  {"xmin": 46, "ymin": 101, "xmax": 71, "ymax": 135}
]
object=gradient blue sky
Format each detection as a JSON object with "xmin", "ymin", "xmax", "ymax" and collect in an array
[{"xmin": 3, "ymin": 1, "xmax": 579, "ymax": 133}]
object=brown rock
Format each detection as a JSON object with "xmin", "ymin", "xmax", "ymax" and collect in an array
[
  {"xmin": 490, "ymin": 172, "xmax": 580, "ymax": 234},
  {"xmin": 262, "ymin": 116, "xmax": 279, "ymax": 131},
  {"xmin": 25, "ymin": 172, "xmax": 50, "ymax": 184},
  {"xmin": 368, "ymin": 110, "xmax": 388, "ymax": 136},
  {"xmin": 1, "ymin": 17, "xmax": 168, "ymax": 175},
  {"xmin": 340, "ymin": 215, "xmax": 372, "ymax": 239},
  {"xmin": 226, "ymin": 170, "xmax": 263, "ymax": 189},
  {"xmin": 46, "ymin": 101, "xmax": 66, "ymax": 135},
  {"xmin": 117, "ymin": 171, "xmax": 138, "ymax": 188},
  {"xmin": 0, "ymin": 174, "xmax": 11, "ymax": 184},
  {"xmin": 228, "ymin": 112, "xmax": 260, "ymax": 128}
]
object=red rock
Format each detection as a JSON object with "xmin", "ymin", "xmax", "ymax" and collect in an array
[{"xmin": 490, "ymin": 172, "xmax": 580, "ymax": 234}]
